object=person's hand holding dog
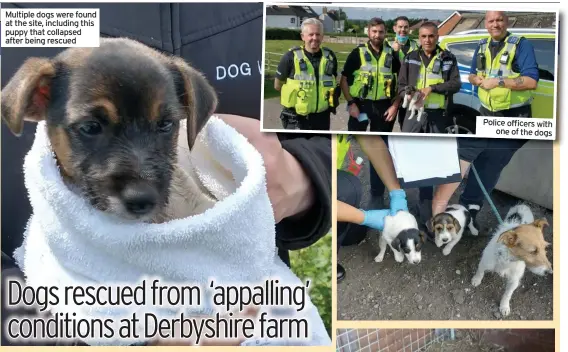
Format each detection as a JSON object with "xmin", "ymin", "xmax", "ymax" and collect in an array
[
  {"xmin": 361, "ymin": 209, "xmax": 390, "ymax": 231},
  {"xmin": 389, "ymin": 189, "xmax": 408, "ymax": 215},
  {"xmin": 216, "ymin": 114, "xmax": 315, "ymax": 223},
  {"xmin": 419, "ymin": 87, "xmax": 432, "ymax": 101}
]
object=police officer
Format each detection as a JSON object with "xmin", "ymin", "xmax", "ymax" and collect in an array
[
  {"xmin": 397, "ymin": 22, "xmax": 461, "ymax": 133},
  {"xmin": 469, "ymin": 11, "xmax": 538, "ymax": 119},
  {"xmin": 341, "ymin": 17, "xmax": 401, "ymax": 133},
  {"xmin": 428, "ymin": 10, "xmax": 540, "ymax": 231},
  {"xmin": 388, "ymin": 15, "xmax": 419, "ymax": 129},
  {"xmin": 274, "ymin": 18, "xmax": 339, "ymax": 130}
]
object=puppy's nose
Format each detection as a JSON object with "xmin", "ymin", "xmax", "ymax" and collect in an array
[
  {"xmin": 442, "ymin": 238, "xmax": 449, "ymax": 243},
  {"xmin": 122, "ymin": 183, "xmax": 158, "ymax": 215},
  {"xmin": 413, "ymin": 259, "xmax": 420, "ymax": 264}
]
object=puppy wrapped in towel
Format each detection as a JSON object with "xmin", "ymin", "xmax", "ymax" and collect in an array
[{"xmin": 3, "ymin": 38, "xmax": 330, "ymax": 347}]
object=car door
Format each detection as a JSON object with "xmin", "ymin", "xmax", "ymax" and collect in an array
[
  {"xmin": 443, "ymin": 40, "xmax": 480, "ymax": 111},
  {"xmin": 528, "ymin": 37, "xmax": 555, "ymax": 119}
]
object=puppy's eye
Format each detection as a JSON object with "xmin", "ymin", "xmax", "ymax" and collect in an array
[
  {"xmin": 157, "ymin": 120, "xmax": 174, "ymax": 133},
  {"xmin": 78, "ymin": 121, "xmax": 103, "ymax": 136},
  {"xmin": 531, "ymin": 249, "xmax": 538, "ymax": 255}
]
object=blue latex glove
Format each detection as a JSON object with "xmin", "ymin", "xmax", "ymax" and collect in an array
[
  {"xmin": 361, "ymin": 209, "xmax": 390, "ymax": 231},
  {"xmin": 389, "ymin": 189, "xmax": 408, "ymax": 216}
]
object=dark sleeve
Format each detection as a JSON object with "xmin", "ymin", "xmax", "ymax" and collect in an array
[
  {"xmin": 516, "ymin": 38, "xmax": 540, "ymax": 82},
  {"xmin": 392, "ymin": 54, "xmax": 401, "ymax": 97},
  {"xmin": 341, "ymin": 48, "xmax": 361, "ymax": 82},
  {"xmin": 397, "ymin": 57, "xmax": 409, "ymax": 98},
  {"xmin": 330, "ymin": 50, "xmax": 339, "ymax": 77},
  {"xmin": 431, "ymin": 55, "xmax": 462, "ymax": 95},
  {"xmin": 274, "ymin": 134, "xmax": 331, "ymax": 251},
  {"xmin": 470, "ymin": 45, "xmax": 480, "ymax": 75},
  {"xmin": 276, "ymin": 51, "xmax": 293, "ymax": 81}
]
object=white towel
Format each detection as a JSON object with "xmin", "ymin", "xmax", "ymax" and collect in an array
[{"xmin": 13, "ymin": 116, "xmax": 331, "ymax": 347}]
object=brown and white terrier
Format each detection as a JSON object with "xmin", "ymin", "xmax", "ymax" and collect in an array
[{"xmin": 471, "ymin": 204, "xmax": 552, "ymax": 317}]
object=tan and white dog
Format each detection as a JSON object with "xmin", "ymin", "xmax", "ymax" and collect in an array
[{"xmin": 471, "ymin": 204, "xmax": 552, "ymax": 317}]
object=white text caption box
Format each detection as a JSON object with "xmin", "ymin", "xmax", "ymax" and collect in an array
[
  {"xmin": 1, "ymin": 9, "xmax": 100, "ymax": 47},
  {"xmin": 475, "ymin": 116, "xmax": 555, "ymax": 140}
]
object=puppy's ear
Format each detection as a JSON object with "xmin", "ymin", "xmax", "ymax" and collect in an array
[
  {"xmin": 533, "ymin": 218, "xmax": 549, "ymax": 230},
  {"xmin": 419, "ymin": 231, "xmax": 426, "ymax": 243},
  {"xmin": 168, "ymin": 57, "xmax": 218, "ymax": 149},
  {"xmin": 453, "ymin": 217, "xmax": 462, "ymax": 234},
  {"xmin": 498, "ymin": 230, "xmax": 518, "ymax": 248},
  {"xmin": 1, "ymin": 57, "xmax": 56, "ymax": 136},
  {"xmin": 391, "ymin": 237, "xmax": 401, "ymax": 252}
]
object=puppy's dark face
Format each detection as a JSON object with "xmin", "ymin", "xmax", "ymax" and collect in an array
[
  {"xmin": 431, "ymin": 213, "xmax": 461, "ymax": 248},
  {"xmin": 404, "ymin": 85, "xmax": 416, "ymax": 96},
  {"xmin": 391, "ymin": 228, "xmax": 425, "ymax": 264},
  {"xmin": 2, "ymin": 38, "xmax": 218, "ymax": 221}
]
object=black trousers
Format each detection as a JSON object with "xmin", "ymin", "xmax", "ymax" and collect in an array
[
  {"xmin": 337, "ymin": 170, "xmax": 367, "ymax": 249},
  {"xmin": 401, "ymin": 108, "xmax": 452, "ymax": 134},
  {"xmin": 347, "ymin": 99, "xmax": 396, "ymax": 132}
]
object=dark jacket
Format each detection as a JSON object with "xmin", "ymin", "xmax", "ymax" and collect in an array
[{"xmin": 397, "ymin": 46, "xmax": 461, "ymax": 111}]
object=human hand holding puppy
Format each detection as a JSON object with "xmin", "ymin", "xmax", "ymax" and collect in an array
[{"xmin": 216, "ymin": 114, "xmax": 314, "ymax": 223}]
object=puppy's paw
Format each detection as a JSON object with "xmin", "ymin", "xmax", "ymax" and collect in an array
[
  {"xmin": 471, "ymin": 275, "xmax": 483, "ymax": 287},
  {"xmin": 374, "ymin": 253, "xmax": 385, "ymax": 263},
  {"xmin": 470, "ymin": 226, "xmax": 479, "ymax": 236},
  {"xmin": 394, "ymin": 253, "xmax": 404, "ymax": 263},
  {"xmin": 499, "ymin": 303, "xmax": 511, "ymax": 317},
  {"xmin": 442, "ymin": 247, "xmax": 452, "ymax": 256}
]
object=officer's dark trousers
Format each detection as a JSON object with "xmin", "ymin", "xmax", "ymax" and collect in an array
[
  {"xmin": 280, "ymin": 109, "xmax": 331, "ymax": 131},
  {"xmin": 298, "ymin": 111, "xmax": 331, "ymax": 130},
  {"xmin": 337, "ymin": 170, "xmax": 367, "ymax": 250},
  {"xmin": 347, "ymin": 99, "xmax": 395, "ymax": 133},
  {"xmin": 419, "ymin": 105, "xmax": 530, "ymax": 208},
  {"xmin": 401, "ymin": 108, "xmax": 452, "ymax": 134}
]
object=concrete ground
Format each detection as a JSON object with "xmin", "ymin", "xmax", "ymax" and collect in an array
[
  {"xmin": 337, "ymin": 140, "xmax": 554, "ymax": 321},
  {"xmin": 262, "ymin": 97, "xmax": 402, "ymax": 132}
]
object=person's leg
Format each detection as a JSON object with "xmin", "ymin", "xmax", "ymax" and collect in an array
[
  {"xmin": 426, "ymin": 109, "xmax": 453, "ymax": 134},
  {"xmin": 306, "ymin": 111, "xmax": 331, "ymax": 130},
  {"xmin": 398, "ymin": 106, "xmax": 407, "ymax": 131},
  {"xmin": 459, "ymin": 138, "xmax": 528, "ymax": 211},
  {"xmin": 367, "ymin": 100, "xmax": 394, "ymax": 208},
  {"xmin": 432, "ymin": 159, "xmax": 471, "ymax": 215},
  {"xmin": 337, "ymin": 169, "xmax": 366, "ymax": 281},
  {"xmin": 347, "ymin": 101, "xmax": 371, "ymax": 132},
  {"xmin": 400, "ymin": 107, "xmax": 426, "ymax": 133}
]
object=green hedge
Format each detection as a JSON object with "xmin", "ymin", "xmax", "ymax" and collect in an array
[
  {"xmin": 265, "ymin": 27, "xmax": 301, "ymax": 40},
  {"xmin": 290, "ymin": 232, "xmax": 332, "ymax": 337}
]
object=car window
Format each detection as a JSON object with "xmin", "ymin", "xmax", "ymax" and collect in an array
[
  {"xmin": 529, "ymin": 38, "xmax": 555, "ymax": 81},
  {"xmin": 445, "ymin": 41, "xmax": 478, "ymax": 67}
]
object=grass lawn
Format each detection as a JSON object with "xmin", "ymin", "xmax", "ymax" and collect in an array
[{"xmin": 289, "ymin": 232, "xmax": 332, "ymax": 338}]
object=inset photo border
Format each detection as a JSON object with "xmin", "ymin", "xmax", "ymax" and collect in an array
[{"xmin": 261, "ymin": 2, "xmax": 559, "ymax": 141}]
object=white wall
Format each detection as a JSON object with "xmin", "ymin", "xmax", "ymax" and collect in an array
[{"xmin": 266, "ymin": 15, "xmax": 300, "ymax": 29}]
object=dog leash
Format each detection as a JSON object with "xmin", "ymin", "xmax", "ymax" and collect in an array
[{"xmin": 470, "ymin": 163, "xmax": 504, "ymax": 225}]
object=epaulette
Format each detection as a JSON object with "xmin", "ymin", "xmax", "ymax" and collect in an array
[
  {"xmin": 290, "ymin": 46, "xmax": 301, "ymax": 51},
  {"xmin": 507, "ymin": 35, "xmax": 521, "ymax": 44},
  {"xmin": 479, "ymin": 38, "xmax": 488, "ymax": 45},
  {"xmin": 357, "ymin": 43, "xmax": 366, "ymax": 48}
]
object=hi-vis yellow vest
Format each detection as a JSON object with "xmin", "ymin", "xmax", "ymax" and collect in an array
[
  {"xmin": 476, "ymin": 35, "xmax": 533, "ymax": 112},
  {"xmin": 349, "ymin": 42, "xmax": 394, "ymax": 101},
  {"xmin": 280, "ymin": 47, "xmax": 336, "ymax": 115},
  {"xmin": 337, "ymin": 134, "xmax": 351, "ymax": 169},
  {"xmin": 414, "ymin": 50, "xmax": 446, "ymax": 109}
]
